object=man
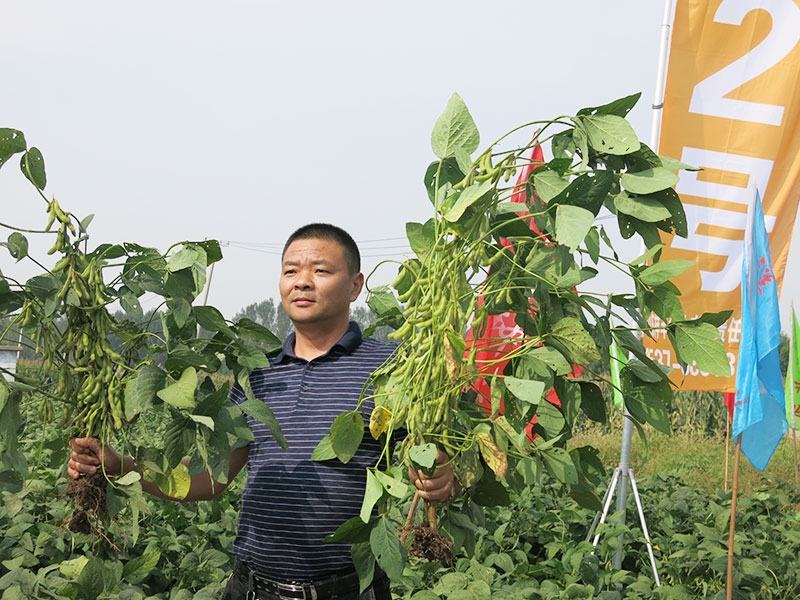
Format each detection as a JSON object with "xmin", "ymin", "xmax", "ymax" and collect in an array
[{"xmin": 68, "ymin": 223, "xmax": 456, "ymax": 600}]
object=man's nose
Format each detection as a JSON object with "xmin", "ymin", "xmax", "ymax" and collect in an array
[{"xmin": 294, "ymin": 270, "xmax": 313, "ymax": 288}]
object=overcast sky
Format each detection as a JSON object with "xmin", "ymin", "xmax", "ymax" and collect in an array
[{"xmin": 2, "ymin": 1, "xmax": 797, "ymax": 327}]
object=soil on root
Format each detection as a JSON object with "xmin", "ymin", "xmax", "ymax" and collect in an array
[
  {"xmin": 65, "ymin": 471, "xmax": 107, "ymax": 534},
  {"xmin": 400, "ymin": 524, "xmax": 454, "ymax": 566}
]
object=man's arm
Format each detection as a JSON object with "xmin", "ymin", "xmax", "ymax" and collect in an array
[{"xmin": 68, "ymin": 438, "xmax": 249, "ymax": 502}]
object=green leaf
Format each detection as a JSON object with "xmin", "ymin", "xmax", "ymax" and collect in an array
[
  {"xmin": 578, "ymin": 115, "xmax": 640, "ymax": 156},
  {"xmin": 167, "ymin": 246, "xmax": 205, "ymax": 272},
  {"xmin": 548, "ymin": 317, "xmax": 600, "ymax": 364},
  {"xmin": 526, "ymin": 346, "xmax": 573, "ymax": 375},
  {"xmin": 424, "ymin": 159, "xmax": 465, "ymax": 204},
  {"xmin": 639, "ymin": 259, "xmax": 694, "ymax": 286},
  {"xmin": 579, "ymin": 382, "xmax": 606, "ymax": 423},
  {"xmin": 238, "ymin": 398, "xmax": 287, "ymax": 449},
  {"xmin": 330, "ymin": 411, "xmax": 364, "ymax": 464},
  {"xmin": 614, "ymin": 191, "xmax": 672, "ymax": 222},
  {"xmin": 124, "ymin": 365, "xmax": 165, "ymax": 421},
  {"xmin": 166, "ymin": 296, "xmax": 192, "ymax": 328},
  {"xmin": 578, "ymin": 114, "xmax": 640, "ymax": 155},
  {"xmin": 351, "ymin": 541, "xmax": 376, "ymax": 594},
  {"xmin": 452, "ymin": 146, "xmax": 472, "ymax": 175},
  {"xmin": 442, "ymin": 179, "xmax": 492, "ymax": 222},
  {"xmin": 625, "ymin": 358, "xmax": 670, "ymax": 383},
  {"xmin": 360, "ymin": 469, "xmax": 384, "ymax": 522},
  {"xmin": 578, "ymin": 93, "xmax": 642, "ymax": 118},
  {"xmin": 643, "ymin": 285, "xmax": 685, "ymax": 323},
  {"xmin": 59, "ymin": 556, "xmax": 89, "ymax": 578},
  {"xmin": 6, "ymin": 232, "xmax": 28, "ymax": 261},
  {"xmin": 76, "ymin": 557, "xmax": 106, "ymax": 600},
  {"xmin": 660, "ymin": 154, "xmax": 700, "ymax": 171},
  {"xmin": 431, "ymin": 93, "xmax": 480, "ymax": 159},
  {"xmin": 622, "ymin": 368, "xmax": 672, "ymax": 434},
  {"xmin": 235, "ymin": 344, "xmax": 271, "ymax": 369},
  {"xmin": 0, "ymin": 128, "xmax": 26, "ymax": 170},
  {"xmin": 536, "ymin": 400, "xmax": 566, "ymax": 438},
  {"xmin": 691, "ymin": 309, "xmax": 733, "ymax": 328},
  {"xmin": 234, "ymin": 317, "xmax": 281, "ymax": 346},
  {"xmin": 503, "ymin": 377, "xmax": 545, "ymax": 405},
  {"xmin": 620, "ymin": 167, "xmax": 679, "ymax": 195},
  {"xmin": 406, "ymin": 220, "xmax": 436, "ymax": 258},
  {"xmin": 408, "ymin": 442, "xmax": 437, "ymax": 475},
  {"xmin": 670, "ymin": 322, "xmax": 732, "ymax": 377},
  {"xmin": 20, "ymin": 147, "xmax": 46, "ymax": 190},
  {"xmin": 189, "ymin": 414, "xmax": 214, "ymax": 430},
  {"xmin": 123, "ymin": 551, "xmax": 160, "ymax": 585},
  {"xmin": 533, "ymin": 170, "xmax": 569, "ymax": 203},
  {"xmin": 370, "ymin": 516, "xmax": 406, "ymax": 581},
  {"xmin": 373, "ymin": 469, "xmax": 410, "ymax": 499},
  {"xmin": 117, "ymin": 471, "xmax": 141, "ymax": 486},
  {"xmin": 586, "ymin": 226, "xmax": 600, "ymax": 263},
  {"xmin": 118, "ymin": 285, "xmax": 143, "ymax": 320},
  {"xmin": 366, "ymin": 286, "xmax": 402, "ymax": 319},
  {"xmin": 197, "ymin": 239, "xmax": 223, "ymax": 263},
  {"xmin": 311, "ymin": 434, "xmax": 337, "ymax": 461},
  {"xmin": 555, "ymin": 205, "xmax": 594, "ymax": 252},
  {"xmin": 540, "ymin": 446, "xmax": 579, "ymax": 484},
  {"xmin": 194, "ymin": 305, "xmax": 233, "ymax": 337},
  {"xmin": 470, "ymin": 469, "xmax": 511, "ymax": 507},
  {"xmin": 156, "ymin": 366, "xmax": 198, "ymax": 410},
  {"xmin": 326, "ymin": 516, "xmax": 375, "ymax": 543}
]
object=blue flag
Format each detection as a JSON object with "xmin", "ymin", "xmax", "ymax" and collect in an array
[{"xmin": 732, "ymin": 188, "xmax": 787, "ymax": 472}]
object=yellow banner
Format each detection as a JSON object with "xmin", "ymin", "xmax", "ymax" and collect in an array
[{"xmin": 647, "ymin": 0, "xmax": 800, "ymax": 391}]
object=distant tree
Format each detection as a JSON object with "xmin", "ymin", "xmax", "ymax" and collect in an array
[
  {"xmin": 351, "ymin": 305, "xmax": 392, "ymax": 343},
  {"xmin": 234, "ymin": 298, "xmax": 292, "ymax": 341},
  {"xmin": 232, "ymin": 299, "xmax": 392, "ymax": 343}
]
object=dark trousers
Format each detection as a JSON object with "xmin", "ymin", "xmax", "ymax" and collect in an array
[{"xmin": 220, "ymin": 563, "xmax": 392, "ymax": 600}]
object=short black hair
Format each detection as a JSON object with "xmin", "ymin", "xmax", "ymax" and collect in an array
[{"xmin": 282, "ymin": 223, "xmax": 361, "ymax": 274}]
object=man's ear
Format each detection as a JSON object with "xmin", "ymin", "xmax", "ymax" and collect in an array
[{"xmin": 350, "ymin": 272, "xmax": 365, "ymax": 301}]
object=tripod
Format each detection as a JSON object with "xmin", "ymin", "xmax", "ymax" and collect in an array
[{"xmin": 584, "ymin": 413, "xmax": 661, "ymax": 586}]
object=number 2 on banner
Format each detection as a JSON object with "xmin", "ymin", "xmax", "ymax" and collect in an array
[{"xmin": 689, "ymin": 0, "xmax": 800, "ymax": 126}]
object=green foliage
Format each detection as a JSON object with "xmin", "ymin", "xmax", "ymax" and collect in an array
[
  {"xmin": 318, "ymin": 92, "xmax": 732, "ymax": 586},
  {"xmin": 0, "ymin": 130, "xmax": 281, "ymax": 504},
  {"xmin": 4, "ymin": 393, "xmax": 800, "ymax": 598}
]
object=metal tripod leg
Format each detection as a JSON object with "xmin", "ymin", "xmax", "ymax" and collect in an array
[{"xmin": 585, "ymin": 467, "xmax": 661, "ymax": 586}]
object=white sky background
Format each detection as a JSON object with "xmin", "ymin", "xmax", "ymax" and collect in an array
[{"xmin": 2, "ymin": 1, "xmax": 798, "ymax": 328}]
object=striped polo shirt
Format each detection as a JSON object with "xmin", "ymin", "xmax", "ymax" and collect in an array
[{"xmin": 229, "ymin": 322, "xmax": 396, "ymax": 580}]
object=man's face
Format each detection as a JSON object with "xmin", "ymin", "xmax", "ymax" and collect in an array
[{"xmin": 280, "ymin": 237, "xmax": 363, "ymax": 328}]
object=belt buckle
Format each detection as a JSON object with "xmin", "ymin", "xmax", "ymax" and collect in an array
[{"xmin": 276, "ymin": 581, "xmax": 316, "ymax": 600}]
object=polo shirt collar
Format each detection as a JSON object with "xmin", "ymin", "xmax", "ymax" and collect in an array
[{"xmin": 275, "ymin": 321, "xmax": 363, "ymax": 362}]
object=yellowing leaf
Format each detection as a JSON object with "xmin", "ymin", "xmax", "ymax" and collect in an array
[
  {"xmin": 369, "ymin": 405, "xmax": 392, "ymax": 440},
  {"xmin": 164, "ymin": 462, "xmax": 191, "ymax": 500},
  {"xmin": 475, "ymin": 432, "xmax": 508, "ymax": 478}
]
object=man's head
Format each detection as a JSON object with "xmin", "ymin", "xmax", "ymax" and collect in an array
[
  {"xmin": 282, "ymin": 223, "xmax": 361, "ymax": 275},
  {"xmin": 279, "ymin": 223, "xmax": 364, "ymax": 336}
]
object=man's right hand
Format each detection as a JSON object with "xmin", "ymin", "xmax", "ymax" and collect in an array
[{"xmin": 67, "ymin": 438, "xmax": 123, "ymax": 479}]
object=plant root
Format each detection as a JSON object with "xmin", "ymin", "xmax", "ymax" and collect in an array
[
  {"xmin": 65, "ymin": 470, "xmax": 107, "ymax": 534},
  {"xmin": 399, "ymin": 490, "xmax": 454, "ymax": 566}
]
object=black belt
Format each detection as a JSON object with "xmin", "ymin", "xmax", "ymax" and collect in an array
[{"xmin": 235, "ymin": 560, "xmax": 362, "ymax": 600}]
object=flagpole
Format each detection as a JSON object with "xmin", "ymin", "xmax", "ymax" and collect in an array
[
  {"xmin": 649, "ymin": 0, "xmax": 676, "ymax": 149},
  {"xmin": 791, "ymin": 302, "xmax": 798, "ymax": 483},
  {"xmin": 726, "ymin": 434, "xmax": 742, "ymax": 600},
  {"xmin": 724, "ymin": 407, "xmax": 730, "ymax": 492}
]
